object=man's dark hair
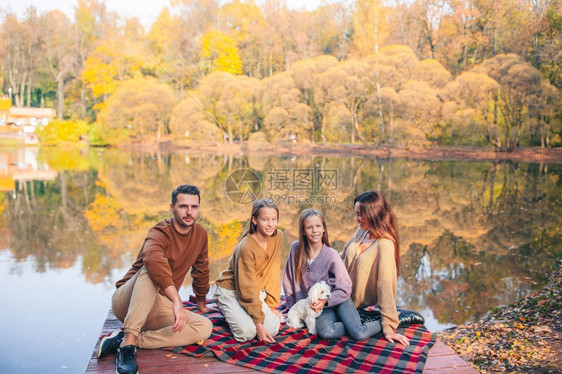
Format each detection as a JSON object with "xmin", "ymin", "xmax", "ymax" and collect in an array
[{"xmin": 171, "ymin": 185, "xmax": 200, "ymax": 205}]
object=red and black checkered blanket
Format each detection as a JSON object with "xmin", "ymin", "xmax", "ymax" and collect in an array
[{"xmin": 171, "ymin": 296, "xmax": 435, "ymax": 374}]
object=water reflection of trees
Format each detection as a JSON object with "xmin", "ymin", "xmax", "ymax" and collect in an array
[
  {"xmin": 399, "ymin": 161, "xmax": 561, "ymax": 325},
  {"xmin": 2, "ymin": 149, "xmax": 560, "ymax": 326}
]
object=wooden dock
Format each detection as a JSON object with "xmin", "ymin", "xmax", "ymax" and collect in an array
[{"xmin": 86, "ymin": 310, "xmax": 477, "ymax": 373}]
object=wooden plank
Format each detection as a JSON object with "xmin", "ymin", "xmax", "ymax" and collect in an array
[
  {"xmin": 88, "ymin": 310, "xmax": 477, "ymax": 373},
  {"xmin": 423, "ymin": 340, "xmax": 478, "ymax": 373},
  {"xmin": 86, "ymin": 310, "xmax": 254, "ymax": 374}
]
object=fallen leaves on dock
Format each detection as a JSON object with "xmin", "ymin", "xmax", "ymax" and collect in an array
[{"xmin": 436, "ymin": 261, "xmax": 561, "ymax": 373}]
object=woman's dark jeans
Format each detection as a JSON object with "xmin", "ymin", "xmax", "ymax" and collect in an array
[{"xmin": 315, "ymin": 298, "xmax": 381, "ymax": 340}]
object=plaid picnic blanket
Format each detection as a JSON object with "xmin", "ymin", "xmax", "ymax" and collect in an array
[{"xmin": 170, "ymin": 296, "xmax": 435, "ymax": 374}]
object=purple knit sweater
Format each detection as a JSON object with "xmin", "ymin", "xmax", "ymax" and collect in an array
[{"xmin": 283, "ymin": 241, "xmax": 352, "ymax": 310}]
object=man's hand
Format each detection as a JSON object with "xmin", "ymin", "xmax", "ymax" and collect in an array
[
  {"xmin": 255, "ymin": 323, "xmax": 276, "ymax": 343},
  {"xmin": 163, "ymin": 285, "xmax": 187, "ymax": 333},
  {"xmin": 310, "ymin": 299, "xmax": 327, "ymax": 313},
  {"xmin": 172, "ymin": 300, "xmax": 188, "ymax": 333}
]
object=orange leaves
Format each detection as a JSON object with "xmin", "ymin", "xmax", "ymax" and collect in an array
[{"xmin": 436, "ymin": 262, "xmax": 562, "ymax": 373}]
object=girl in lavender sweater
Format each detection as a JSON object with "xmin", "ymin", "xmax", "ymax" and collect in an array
[{"xmin": 283, "ymin": 209, "xmax": 382, "ymax": 340}]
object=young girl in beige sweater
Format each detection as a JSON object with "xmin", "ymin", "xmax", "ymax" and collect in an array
[{"xmin": 214, "ymin": 199, "xmax": 284, "ymax": 343}]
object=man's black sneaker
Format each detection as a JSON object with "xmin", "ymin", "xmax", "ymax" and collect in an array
[
  {"xmin": 398, "ymin": 310, "xmax": 425, "ymax": 327},
  {"xmin": 116, "ymin": 345, "xmax": 138, "ymax": 374},
  {"xmin": 97, "ymin": 329, "xmax": 124, "ymax": 358}
]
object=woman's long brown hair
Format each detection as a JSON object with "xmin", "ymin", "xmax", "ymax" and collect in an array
[
  {"xmin": 294, "ymin": 209, "xmax": 331, "ymax": 285},
  {"xmin": 354, "ymin": 191, "xmax": 400, "ymax": 274},
  {"xmin": 244, "ymin": 199, "xmax": 279, "ymax": 237}
]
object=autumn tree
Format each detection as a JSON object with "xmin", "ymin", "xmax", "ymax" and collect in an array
[
  {"xmin": 259, "ymin": 0, "xmax": 296, "ymax": 76},
  {"xmin": 199, "ymin": 29, "xmax": 243, "ymax": 75},
  {"xmin": 352, "ymin": 0, "xmax": 389, "ymax": 57},
  {"xmin": 40, "ymin": 10, "xmax": 77, "ymax": 119},
  {"xmin": 437, "ymin": 0, "xmax": 485, "ymax": 74},
  {"xmin": 81, "ymin": 16, "xmax": 148, "ymax": 111},
  {"xmin": 95, "ymin": 77, "xmax": 177, "ymax": 144},
  {"xmin": 216, "ymin": 74, "xmax": 261, "ymax": 140},
  {"xmin": 219, "ymin": 0, "xmax": 266, "ymax": 77},
  {"xmin": 290, "ymin": 55, "xmax": 340, "ymax": 143},
  {"xmin": 414, "ymin": 0, "xmax": 448, "ymax": 59},
  {"xmin": 386, "ymin": 0, "xmax": 426, "ymax": 56},
  {"xmin": 527, "ymin": 0, "xmax": 562, "ymax": 88},
  {"xmin": 474, "ymin": 53, "xmax": 558, "ymax": 151},
  {"xmin": 0, "ymin": 8, "xmax": 42, "ymax": 107},
  {"xmin": 396, "ymin": 79, "xmax": 442, "ymax": 145},
  {"xmin": 363, "ymin": 45, "xmax": 420, "ymax": 144},
  {"xmin": 147, "ymin": 8, "xmax": 193, "ymax": 91},
  {"xmin": 259, "ymin": 67, "xmax": 318, "ymax": 143},
  {"xmin": 322, "ymin": 60, "xmax": 370, "ymax": 143},
  {"xmin": 440, "ymin": 71, "xmax": 498, "ymax": 144},
  {"xmin": 72, "ymin": 0, "xmax": 111, "ymax": 118},
  {"xmin": 169, "ymin": 93, "xmax": 225, "ymax": 145},
  {"xmin": 167, "ymin": 0, "xmax": 219, "ymax": 85}
]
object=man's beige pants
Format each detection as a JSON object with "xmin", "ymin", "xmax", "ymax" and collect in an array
[{"xmin": 112, "ymin": 266, "xmax": 212, "ymax": 349}]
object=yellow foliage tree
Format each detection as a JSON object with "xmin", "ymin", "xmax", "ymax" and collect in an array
[
  {"xmin": 220, "ymin": 0, "xmax": 265, "ymax": 76},
  {"xmin": 37, "ymin": 147, "xmax": 91, "ymax": 171},
  {"xmin": 199, "ymin": 29, "xmax": 243, "ymax": 75},
  {"xmin": 440, "ymin": 71, "xmax": 498, "ymax": 144},
  {"xmin": 95, "ymin": 77, "xmax": 177, "ymax": 144},
  {"xmin": 37, "ymin": 119, "xmax": 89, "ymax": 146},
  {"xmin": 352, "ymin": 0, "xmax": 389, "ymax": 57},
  {"xmin": 81, "ymin": 31, "xmax": 146, "ymax": 110},
  {"xmin": 169, "ymin": 94, "xmax": 225, "ymax": 146}
]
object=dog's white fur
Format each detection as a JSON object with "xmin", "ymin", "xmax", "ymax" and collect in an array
[{"xmin": 287, "ymin": 281, "xmax": 331, "ymax": 334}]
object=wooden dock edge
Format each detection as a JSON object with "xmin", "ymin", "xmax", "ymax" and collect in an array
[{"xmin": 86, "ymin": 309, "xmax": 478, "ymax": 373}]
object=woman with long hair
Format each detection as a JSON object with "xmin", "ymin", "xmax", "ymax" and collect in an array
[{"xmin": 341, "ymin": 190, "xmax": 423, "ymax": 346}]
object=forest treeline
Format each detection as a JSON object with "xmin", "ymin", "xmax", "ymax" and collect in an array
[{"xmin": 1, "ymin": 0, "xmax": 561, "ymax": 150}]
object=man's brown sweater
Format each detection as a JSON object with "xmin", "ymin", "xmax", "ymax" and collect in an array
[{"xmin": 116, "ymin": 219, "xmax": 210, "ymax": 303}]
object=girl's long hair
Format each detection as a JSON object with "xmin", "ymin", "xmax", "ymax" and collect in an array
[
  {"xmin": 354, "ymin": 191, "xmax": 400, "ymax": 273},
  {"xmin": 295, "ymin": 209, "xmax": 331, "ymax": 285},
  {"xmin": 244, "ymin": 199, "xmax": 279, "ymax": 237}
]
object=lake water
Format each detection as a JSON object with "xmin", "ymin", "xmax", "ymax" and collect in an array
[{"xmin": 1, "ymin": 146, "xmax": 560, "ymax": 372}]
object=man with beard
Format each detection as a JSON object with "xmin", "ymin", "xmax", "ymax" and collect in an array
[{"xmin": 98, "ymin": 185, "xmax": 213, "ymax": 374}]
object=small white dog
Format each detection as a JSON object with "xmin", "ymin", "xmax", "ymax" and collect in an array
[{"xmin": 287, "ymin": 281, "xmax": 331, "ymax": 334}]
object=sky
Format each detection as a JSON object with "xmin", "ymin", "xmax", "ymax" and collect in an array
[{"xmin": 0, "ymin": 0, "xmax": 331, "ymax": 27}]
